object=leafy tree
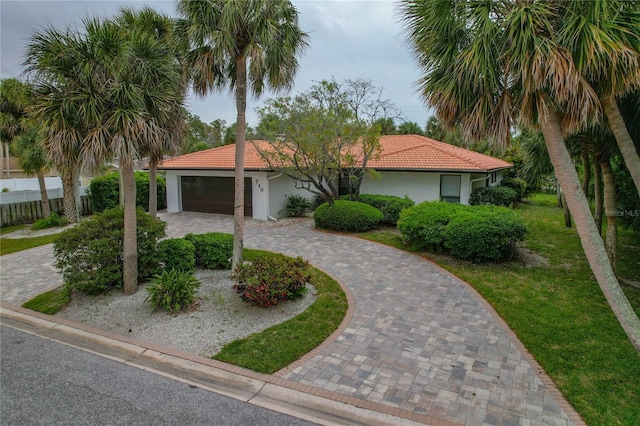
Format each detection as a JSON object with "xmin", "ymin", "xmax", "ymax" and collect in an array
[
  {"xmin": 399, "ymin": 0, "xmax": 640, "ymax": 353},
  {"xmin": 254, "ymin": 83, "xmax": 381, "ymax": 203},
  {"xmin": 397, "ymin": 121, "xmax": 424, "ymax": 135},
  {"xmin": 178, "ymin": 0, "xmax": 309, "ymax": 269},
  {"xmin": 372, "ymin": 117, "xmax": 397, "ymax": 135}
]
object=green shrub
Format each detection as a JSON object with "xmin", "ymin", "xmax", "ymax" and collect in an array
[
  {"xmin": 145, "ymin": 269, "xmax": 200, "ymax": 313},
  {"xmin": 89, "ymin": 171, "xmax": 166, "ymax": 213},
  {"xmin": 53, "ymin": 207, "xmax": 166, "ymax": 294},
  {"xmin": 342, "ymin": 194, "xmax": 415, "ymax": 225},
  {"xmin": 397, "ymin": 201, "xmax": 466, "ymax": 250},
  {"xmin": 184, "ymin": 232, "xmax": 233, "ymax": 269},
  {"xmin": 500, "ymin": 177, "xmax": 528, "ymax": 201},
  {"xmin": 443, "ymin": 206, "xmax": 527, "ymax": 261},
  {"xmin": 232, "ymin": 256, "xmax": 310, "ymax": 307},
  {"xmin": 313, "ymin": 200, "xmax": 383, "ymax": 232},
  {"xmin": 31, "ymin": 212, "xmax": 68, "ymax": 230},
  {"xmin": 284, "ymin": 194, "xmax": 311, "ymax": 217},
  {"xmin": 469, "ymin": 185, "xmax": 519, "ymax": 207},
  {"xmin": 155, "ymin": 238, "xmax": 195, "ymax": 274}
]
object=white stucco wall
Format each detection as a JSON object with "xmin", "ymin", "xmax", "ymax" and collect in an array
[
  {"xmin": 267, "ymin": 174, "xmax": 314, "ymax": 219},
  {"xmin": 360, "ymin": 171, "xmax": 479, "ymax": 205},
  {"xmin": 165, "ymin": 170, "xmax": 270, "ymax": 220}
]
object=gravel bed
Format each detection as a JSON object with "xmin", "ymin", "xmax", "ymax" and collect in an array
[{"xmin": 55, "ymin": 269, "xmax": 317, "ymax": 358}]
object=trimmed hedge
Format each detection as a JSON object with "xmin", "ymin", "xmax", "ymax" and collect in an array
[
  {"xmin": 155, "ymin": 238, "xmax": 196, "ymax": 274},
  {"xmin": 184, "ymin": 232, "xmax": 233, "ymax": 269},
  {"xmin": 314, "ymin": 200, "xmax": 383, "ymax": 232},
  {"xmin": 341, "ymin": 194, "xmax": 414, "ymax": 225},
  {"xmin": 89, "ymin": 171, "xmax": 166, "ymax": 213},
  {"xmin": 469, "ymin": 185, "xmax": 519, "ymax": 207},
  {"xmin": 500, "ymin": 177, "xmax": 528, "ymax": 201},
  {"xmin": 53, "ymin": 207, "xmax": 166, "ymax": 294},
  {"xmin": 397, "ymin": 201, "xmax": 527, "ymax": 261}
]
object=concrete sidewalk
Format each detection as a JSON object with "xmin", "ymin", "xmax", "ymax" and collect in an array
[{"xmin": 0, "ymin": 212, "xmax": 584, "ymax": 425}]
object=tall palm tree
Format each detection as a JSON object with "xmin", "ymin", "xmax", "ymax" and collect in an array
[
  {"xmin": 177, "ymin": 0, "xmax": 308, "ymax": 268},
  {"xmin": 114, "ymin": 7, "xmax": 188, "ymax": 218},
  {"xmin": 24, "ymin": 27, "xmax": 85, "ymax": 223},
  {"xmin": 0, "ymin": 78, "xmax": 30, "ymax": 179},
  {"xmin": 558, "ymin": 0, "xmax": 640, "ymax": 197},
  {"xmin": 13, "ymin": 127, "xmax": 52, "ymax": 218},
  {"xmin": 399, "ymin": 0, "xmax": 640, "ymax": 353},
  {"xmin": 27, "ymin": 16, "xmax": 183, "ymax": 295}
]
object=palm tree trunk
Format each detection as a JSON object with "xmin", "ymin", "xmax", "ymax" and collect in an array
[
  {"xmin": 602, "ymin": 94, "xmax": 640, "ymax": 197},
  {"xmin": 601, "ymin": 157, "xmax": 617, "ymax": 273},
  {"xmin": 581, "ymin": 149, "xmax": 590, "ymax": 199},
  {"xmin": 232, "ymin": 56, "xmax": 247, "ymax": 270},
  {"xmin": 148, "ymin": 156, "xmax": 157, "ymax": 218},
  {"xmin": 122, "ymin": 160, "xmax": 138, "ymax": 295},
  {"xmin": 73, "ymin": 168, "xmax": 81, "ymax": 221},
  {"xmin": 37, "ymin": 172, "xmax": 51, "ymax": 218},
  {"xmin": 0, "ymin": 139, "xmax": 4, "ymax": 179},
  {"xmin": 540, "ymin": 108, "xmax": 640, "ymax": 354},
  {"xmin": 61, "ymin": 170, "xmax": 78, "ymax": 223},
  {"xmin": 4, "ymin": 142, "xmax": 10, "ymax": 178},
  {"xmin": 593, "ymin": 155, "xmax": 603, "ymax": 235},
  {"xmin": 119, "ymin": 167, "xmax": 125, "ymax": 207},
  {"xmin": 561, "ymin": 190, "xmax": 572, "ymax": 228}
]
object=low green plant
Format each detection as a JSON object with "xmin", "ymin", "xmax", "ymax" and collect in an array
[
  {"xmin": 341, "ymin": 194, "xmax": 414, "ymax": 225},
  {"xmin": 21, "ymin": 284, "xmax": 71, "ymax": 314},
  {"xmin": 31, "ymin": 212, "xmax": 68, "ymax": 230},
  {"xmin": 155, "ymin": 238, "xmax": 195, "ymax": 274},
  {"xmin": 500, "ymin": 176, "xmax": 528, "ymax": 201},
  {"xmin": 284, "ymin": 194, "xmax": 311, "ymax": 217},
  {"xmin": 397, "ymin": 201, "xmax": 466, "ymax": 250},
  {"xmin": 443, "ymin": 206, "xmax": 527, "ymax": 261},
  {"xmin": 398, "ymin": 201, "xmax": 527, "ymax": 261},
  {"xmin": 53, "ymin": 207, "xmax": 166, "ymax": 294},
  {"xmin": 469, "ymin": 185, "xmax": 519, "ymax": 207},
  {"xmin": 232, "ymin": 256, "xmax": 310, "ymax": 307},
  {"xmin": 184, "ymin": 232, "xmax": 233, "ymax": 269},
  {"xmin": 313, "ymin": 200, "xmax": 383, "ymax": 232},
  {"xmin": 145, "ymin": 269, "xmax": 201, "ymax": 313}
]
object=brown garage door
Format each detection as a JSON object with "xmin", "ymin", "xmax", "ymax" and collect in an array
[{"xmin": 181, "ymin": 176, "xmax": 252, "ymax": 216}]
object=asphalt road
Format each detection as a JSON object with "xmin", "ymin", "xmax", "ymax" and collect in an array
[{"xmin": 0, "ymin": 326, "xmax": 316, "ymax": 426}]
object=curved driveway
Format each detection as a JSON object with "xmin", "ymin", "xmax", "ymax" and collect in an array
[{"xmin": 1, "ymin": 212, "xmax": 581, "ymax": 425}]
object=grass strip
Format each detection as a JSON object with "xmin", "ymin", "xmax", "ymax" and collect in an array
[
  {"xmin": 0, "ymin": 224, "xmax": 26, "ymax": 235},
  {"xmin": 358, "ymin": 193, "xmax": 640, "ymax": 426},
  {"xmin": 22, "ymin": 285, "xmax": 71, "ymax": 314},
  {"xmin": 0, "ymin": 234, "xmax": 58, "ymax": 255},
  {"xmin": 213, "ymin": 249, "xmax": 348, "ymax": 374}
]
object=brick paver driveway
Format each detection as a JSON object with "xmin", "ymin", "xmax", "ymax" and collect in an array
[{"xmin": 1, "ymin": 212, "xmax": 581, "ymax": 425}]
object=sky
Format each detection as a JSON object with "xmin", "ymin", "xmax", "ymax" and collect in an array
[{"xmin": 0, "ymin": 0, "xmax": 433, "ymax": 129}]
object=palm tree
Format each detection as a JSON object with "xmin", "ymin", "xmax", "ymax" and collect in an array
[
  {"xmin": 0, "ymin": 78, "xmax": 30, "ymax": 178},
  {"xmin": 177, "ymin": 0, "xmax": 308, "ymax": 268},
  {"xmin": 27, "ymin": 16, "xmax": 183, "ymax": 295},
  {"xmin": 399, "ymin": 0, "xmax": 640, "ymax": 353},
  {"xmin": 13, "ymin": 127, "xmax": 52, "ymax": 218},
  {"xmin": 24, "ymin": 27, "xmax": 86, "ymax": 223},
  {"xmin": 114, "ymin": 7, "xmax": 188, "ymax": 218}
]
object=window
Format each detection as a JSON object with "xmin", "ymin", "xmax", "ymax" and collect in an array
[{"xmin": 440, "ymin": 175, "xmax": 461, "ymax": 203}]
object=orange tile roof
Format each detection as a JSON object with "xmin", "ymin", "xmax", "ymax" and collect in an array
[{"xmin": 158, "ymin": 135, "xmax": 512, "ymax": 172}]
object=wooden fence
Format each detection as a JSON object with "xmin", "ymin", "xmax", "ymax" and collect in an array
[{"xmin": 0, "ymin": 197, "xmax": 93, "ymax": 227}]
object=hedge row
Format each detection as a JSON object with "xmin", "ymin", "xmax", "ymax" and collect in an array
[
  {"xmin": 398, "ymin": 201, "xmax": 527, "ymax": 261},
  {"xmin": 340, "ymin": 194, "xmax": 414, "ymax": 225},
  {"xmin": 89, "ymin": 171, "xmax": 166, "ymax": 213},
  {"xmin": 314, "ymin": 200, "xmax": 383, "ymax": 232}
]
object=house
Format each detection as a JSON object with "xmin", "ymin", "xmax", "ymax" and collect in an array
[{"xmin": 158, "ymin": 134, "xmax": 512, "ymax": 221}]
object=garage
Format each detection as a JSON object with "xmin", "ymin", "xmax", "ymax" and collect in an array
[{"xmin": 181, "ymin": 176, "xmax": 252, "ymax": 216}]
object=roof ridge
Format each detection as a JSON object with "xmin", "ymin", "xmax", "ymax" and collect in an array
[{"xmin": 421, "ymin": 137, "xmax": 503, "ymax": 168}]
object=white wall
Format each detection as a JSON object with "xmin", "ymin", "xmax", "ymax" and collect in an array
[
  {"xmin": 0, "ymin": 177, "xmax": 62, "ymax": 192},
  {"xmin": 361, "ymin": 171, "xmax": 476, "ymax": 204},
  {"xmin": 267, "ymin": 174, "xmax": 314, "ymax": 219}
]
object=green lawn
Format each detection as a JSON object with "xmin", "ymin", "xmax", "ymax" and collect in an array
[
  {"xmin": 0, "ymin": 234, "xmax": 59, "ymax": 255},
  {"xmin": 359, "ymin": 193, "xmax": 640, "ymax": 426},
  {"xmin": 213, "ymin": 249, "xmax": 348, "ymax": 373}
]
